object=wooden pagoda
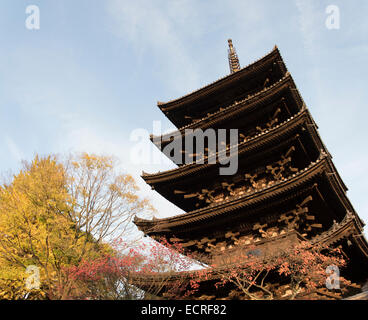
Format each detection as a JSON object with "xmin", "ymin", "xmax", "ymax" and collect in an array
[{"xmin": 134, "ymin": 40, "xmax": 368, "ymax": 299}]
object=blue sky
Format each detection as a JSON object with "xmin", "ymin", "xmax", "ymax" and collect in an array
[{"xmin": 0, "ymin": 1, "xmax": 367, "ymax": 234}]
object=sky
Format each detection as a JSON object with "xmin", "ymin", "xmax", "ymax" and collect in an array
[{"xmin": 0, "ymin": 0, "xmax": 367, "ymax": 235}]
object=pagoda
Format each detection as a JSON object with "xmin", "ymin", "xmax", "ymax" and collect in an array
[{"xmin": 134, "ymin": 40, "xmax": 368, "ymax": 299}]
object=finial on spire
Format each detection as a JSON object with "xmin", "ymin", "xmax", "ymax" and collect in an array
[{"xmin": 228, "ymin": 39, "xmax": 241, "ymax": 74}]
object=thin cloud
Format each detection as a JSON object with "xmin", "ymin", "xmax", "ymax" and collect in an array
[
  {"xmin": 4, "ymin": 136, "xmax": 24, "ymax": 163},
  {"xmin": 105, "ymin": 0, "xmax": 201, "ymax": 94},
  {"xmin": 295, "ymin": 0, "xmax": 320, "ymax": 57}
]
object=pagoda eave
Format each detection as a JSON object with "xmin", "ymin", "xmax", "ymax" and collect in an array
[
  {"xmin": 158, "ymin": 46, "xmax": 286, "ymax": 112},
  {"xmin": 136, "ymin": 156, "xmax": 358, "ymax": 236},
  {"xmin": 160, "ymin": 48, "xmax": 289, "ymax": 128},
  {"xmin": 131, "ymin": 217, "xmax": 368, "ymax": 297},
  {"xmin": 152, "ymin": 73, "xmax": 303, "ymax": 149},
  {"xmin": 141, "ymin": 108, "xmax": 322, "ymax": 186}
]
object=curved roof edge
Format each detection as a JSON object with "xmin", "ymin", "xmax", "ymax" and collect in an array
[
  {"xmin": 136, "ymin": 154, "xmax": 350, "ymax": 233},
  {"xmin": 131, "ymin": 212, "xmax": 368, "ymax": 286},
  {"xmin": 157, "ymin": 46, "xmax": 286, "ymax": 111},
  {"xmin": 142, "ymin": 107, "xmax": 311, "ymax": 184},
  {"xmin": 151, "ymin": 72, "xmax": 299, "ymax": 144}
]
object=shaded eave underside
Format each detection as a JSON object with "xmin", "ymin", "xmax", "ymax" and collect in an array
[
  {"xmin": 136, "ymin": 155, "xmax": 361, "ymax": 234},
  {"xmin": 311, "ymin": 213, "xmax": 368, "ymax": 257},
  {"xmin": 157, "ymin": 46, "xmax": 286, "ymax": 112},
  {"xmin": 131, "ymin": 217, "xmax": 368, "ymax": 287},
  {"xmin": 142, "ymin": 108, "xmax": 325, "ymax": 185},
  {"xmin": 151, "ymin": 72, "xmax": 300, "ymax": 145}
]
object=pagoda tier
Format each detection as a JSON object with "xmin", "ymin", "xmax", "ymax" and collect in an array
[
  {"xmin": 136, "ymin": 154, "xmax": 364, "ymax": 256},
  {"xmin": 151, "ymin": 73, "xmax": 303, "ymax": 158},
  {"xmin": 132, "ymin": 214, "xmax": 368, "ymax": 298},
  {"xmin": 135, "ymin": 42, "xmax": 368, "ymax": 295},
  {"xmin": 158, "ymin": 46, "xmax": 287, "ymax": 128},
  {"xmin": 143, "ymin": 108, "xmax": 331, "ymax": 211}
]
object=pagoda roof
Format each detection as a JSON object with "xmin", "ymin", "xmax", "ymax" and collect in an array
[
  {"xmin": 136, "ymin": 154, "xmax": 361, "ymax": 235},
  {"xmin": 158, "ymin": 46, "xmax": 285, "ymax": 112},
  {"xmin": 131, "ymin": 213, "xmax": 368, "ymax": 290},
  {"xmin": 310, "ymin": 211, "xmax": 366, "ymax": 252},
  {"xmin": 158, "ymin": 46, "xmax": 288, "ymax": 128},
  {"xmin": 142, "ymin": 107, "xmax": 322, "ymax": 186},
  {"xmin": 151, "ymin": 72, "xmax": 302, "ymax": 148}
]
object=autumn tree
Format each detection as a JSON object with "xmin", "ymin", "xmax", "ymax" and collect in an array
[
  {"xmin": 63, "ymin": 238, "xmax": 198, "ymax": 300},
  {"xmin": 0, "ymin": 153, "xmax": 153, "ymax": 299},
  {"xmin": 193, "ymin": 241, "xmax": 352, "ymax": 300},
  {"xmin": 0, "ymin": 156, "xmax": 78, "ymax": 299},
  {"xmin": 65, "ymin": 153, "xmax": 153, "ymax": 243}
]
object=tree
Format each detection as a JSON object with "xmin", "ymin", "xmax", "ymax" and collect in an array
[
  {"xmin": 193, "ymin": 241, "xmax": 352, "ymax": 300},
  {"xmin": 65, "ymin": 153, "xmax": 154, "ymax": 243},
  {"xmin": 62, "ymin": 238, "xmax": 198, "ymax": 300},
  {"xmin": 0, "ymin": 156, "xmax": 80, "ymax": 299},
  {"xmin": 0, "ymin": 153, "xmax": 153, "ymax": 299}
]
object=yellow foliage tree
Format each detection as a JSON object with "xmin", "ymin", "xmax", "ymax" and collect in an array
[
  {"xmin": 65, "ymin": 153, "xmax": 153, "ymax": 243},
  {"xmin": 0, "ymin": 154, "xmax": 153, "ymax": 299}
]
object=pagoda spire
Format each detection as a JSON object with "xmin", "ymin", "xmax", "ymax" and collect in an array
[{"xmin": 227, "ymin": 39, "xmax": 241, "ymax": 74}]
